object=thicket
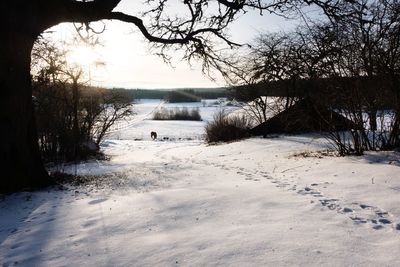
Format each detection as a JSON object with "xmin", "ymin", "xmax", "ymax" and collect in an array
[
  {"xmin": 205, "ymin": 110, "xmax": 252, "ymax": 143},
  {"xmin": 152, "ymin": 107, "xmax": 202, "ymax": 121}
]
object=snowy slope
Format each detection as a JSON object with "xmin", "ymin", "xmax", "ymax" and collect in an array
[{"xmin": 0, "ymin": 100, "xmax": 399, "ymax": 267}]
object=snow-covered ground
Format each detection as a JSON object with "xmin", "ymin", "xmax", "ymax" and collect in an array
[{"xmin": 1, "ymin": 99, "xmax": 400, "ymax": 266}]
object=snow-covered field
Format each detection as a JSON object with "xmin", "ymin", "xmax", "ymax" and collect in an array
[{"xmin": 1, "ymin": 99, "xmax": 399, "ymax": 266}]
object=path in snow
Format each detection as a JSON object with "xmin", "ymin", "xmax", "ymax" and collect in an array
[
  {"xmin": 207, "ymin": 161, "xmax": 399, "ymax": 232},
  {"xmin": 1, "ymin": 138, "xmax": 400, "ymax": 266},
  {"xmin": 153, "ymin": 140, "xmax": 400, "ymax": 233}
]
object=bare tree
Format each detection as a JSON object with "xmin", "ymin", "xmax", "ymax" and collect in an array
[
  {"xmin": 233, "ymin": 0, "xmax": 400, "ymax": 155},
  {"xmin": 322, "ymin": 0, "xmax": 400, "ymax": 152},
  {"xmin": 91, "ymin": 90, "xmax": 133, "ymax": 147}
]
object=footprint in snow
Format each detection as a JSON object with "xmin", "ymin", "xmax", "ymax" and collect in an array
[
  {"xmin": 378, "ymin": 218, "xmax": 391, "ymax": 224},
  {"xmin": 311, "ymin": 191, "xmax": 323, "ymax": 197},
  {"xmin": 45, "ymin": 218, "xmax": 56, "ymax": 223},
  {"xmin": 88, "ymin": 198, "xmax": 107, "ymax": 205},
  {"xmin": 322, "ymin": 200, "xmax": 398, "ymax": 231},
  {"xmin": 82, "ymin": 219, "xmax": 97, "ymax": 228},
  {"xmin": 350, "ymin": 216, "xmax": 368, "ymax": 224},
  {"xmin": 297, "ymin": 187, "xmax": 323, "ymax": 197},
  {"xmin": 319, "ymin": 199, "xmax": 339, "ymax": 210},
  {"xmin": 376, "ymin": 211, "xmax": 389, "ymax": 217},
  {"xmin": 341, "ymin": 207, "xmax": 353, "ymax": 213},
  {"xmin": 373, "ymin": 225, "xmax": 384, "ymax": 230},
  {"xmin": 360, "ymin": 204, "xmax": 374, "ymax": 210},
  {"xmin": 277, "ymin": 184, "xmax": 288, "ymax": 188},
  {"xmin": 10, "ymin": 242, "xmax": 22, "ymax": 250}
]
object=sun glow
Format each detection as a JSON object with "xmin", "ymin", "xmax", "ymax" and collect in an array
[{"xmin": 68, "ymin": 45, "xmax": 100, "ymax": 67}]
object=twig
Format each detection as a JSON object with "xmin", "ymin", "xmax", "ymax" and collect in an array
[{"xmin": 281, "ymin": 165, "xmax": 305, "ymax": 173}]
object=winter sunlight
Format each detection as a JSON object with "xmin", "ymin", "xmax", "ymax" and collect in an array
[
  {"xmin": 68, "ymin": 45, "xmax": 99, "ymax": 67},
  {"xmin": 2, "ymin": 1, "xmax": 400, "ymax": 266}
]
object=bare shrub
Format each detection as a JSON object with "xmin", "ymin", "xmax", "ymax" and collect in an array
[
  {"xmin": 205, "ymin": 109, "xmax": 252, "ymax": 143},
  {"xmin": 32, "ymin": 38, "xmax": 133, "ymax": 163},
  {"xmin": 34, "ymin": 83, "xmax": 133, "ymax": 163}
]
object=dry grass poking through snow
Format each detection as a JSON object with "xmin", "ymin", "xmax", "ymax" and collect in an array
[
  {"xmin": 289, "ymin": 149, "xmax": 340, "ymax": 159},
  {"xmin": 51, "ymin": 169, "xmax": 168, "ymax": 193}
]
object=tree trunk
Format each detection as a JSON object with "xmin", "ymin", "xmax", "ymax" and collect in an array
[
  {"xmin": 72, "ymin": 78, "xmax": 80, "ymax": 161},
  {"xmin": 0, "ymin": 29, "xmax": 51, "ymax": 193},
  {"xmin": 0, "ymin": 0, "xmax": 125, "ymax": 193}
]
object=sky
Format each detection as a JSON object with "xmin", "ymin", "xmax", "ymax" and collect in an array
[{"xmin": 48, "ymin": 1, "xmax": 301, "ymax": 89}]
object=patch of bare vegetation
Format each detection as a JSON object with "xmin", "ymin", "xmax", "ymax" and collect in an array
[
  {"xmin": 51, "ymin": 171, "xmax": 127, "ymax": 189},
  {"xmin": 51, "ymin": 168, "xmax": 169, "ymax": 193},
  {"xmin": 153, "ymin": 107, "xmax": 202, "ymax": 121},
  {"xmin": 205, "ymin": 109, "xmax": 252, "ymax": 143},
  {"xmin": 289, "ymin": 150, "xmax": 340, "ymax": 159}
]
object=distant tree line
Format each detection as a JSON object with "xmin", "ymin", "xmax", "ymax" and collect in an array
[
  {"xmin": 166, "ymin": 89, "xmax": 200, "ymax": 102},
  {"xmin": 111, "ymin": 88, "xmax": 167, "ymax": 100},
  {"xmin": 111, "ymin": 88, "xmax": 229, "ymax": 102}
]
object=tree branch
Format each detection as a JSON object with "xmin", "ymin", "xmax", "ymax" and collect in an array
[{"xmin": 106, "ymin": 12, "xmax": 195, "ymax": 44}]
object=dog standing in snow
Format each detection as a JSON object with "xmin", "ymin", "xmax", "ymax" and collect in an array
[{"xmin": 150, "ymin": 131, "xmax": 157, "ymax": 140}]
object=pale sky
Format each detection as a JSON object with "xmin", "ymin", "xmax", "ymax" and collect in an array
[{"xmin": 49, "ymin": 1, "xmax": 300, "ymax": 89}]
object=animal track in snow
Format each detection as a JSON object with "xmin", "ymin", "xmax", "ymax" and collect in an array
[
  {"xmin": 301, "ymin": 183, "xmax": 399, "ymax": 231},
  {"xmin": 194, "ymin": 159, "xmax": 400, "ymax": 232}
]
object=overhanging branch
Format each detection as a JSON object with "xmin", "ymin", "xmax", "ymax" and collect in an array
[
  {"xmin": 106, "ymin": 11, "xmax": 242, "ymax": 47},
  {"xmin": 106, "ymin": 12, "xmax": 192, "ymax": 44}
]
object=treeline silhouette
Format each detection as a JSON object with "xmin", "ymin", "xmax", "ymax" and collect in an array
[{"xmin": 111, "ymin": 87, "xmax": 229, "ymax": 102}]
